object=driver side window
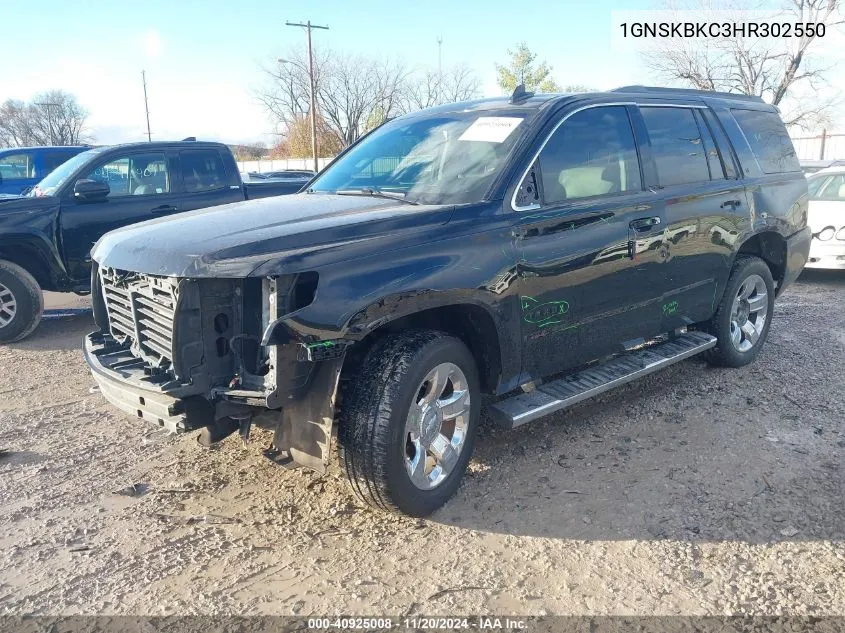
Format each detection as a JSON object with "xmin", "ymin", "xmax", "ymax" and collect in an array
[
  {"xmin": 84, "ymin": 152, "xmax": 170, "ymax": 197},
  {"xmin": 535, "ymin": 106, "xmax": 642, "ymax": 206}
]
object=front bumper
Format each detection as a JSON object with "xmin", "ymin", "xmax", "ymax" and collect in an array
[
  {"xmin": 781, "ymin": 226, "xmax": 813, "ymax": 291},
  {"xmin": 84, "ymin": 332, "xmax": 192, "ymax": 433},
  {"xmin": 806, "ymin": 239, "xmax": 845, "ymax": 270}
]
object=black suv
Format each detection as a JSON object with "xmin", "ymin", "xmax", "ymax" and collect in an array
[{"xmin": 84, "ymin": 86, "xmax": 811, "ymax": 516}]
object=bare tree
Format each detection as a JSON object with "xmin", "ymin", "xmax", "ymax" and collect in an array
[
  {"xmin": 0, "ymin": 91, "xmax": 89, "ymax": 146},
  {"xmin": 646, "ymin": 0, "xmax": 844, "ymax": 128},
  {"xmin": 257, "ymin": 48, "xmax": 330, "ymax": 130},
  {"xmin": 404, "ymin": 64, "xmax": 482, "ymax": 111},
  {"xmin": 319, "ymin": 55, "xmax": 409, "ymax": 146},
  {"xmin": 259, "ymin": 49, "xmax": 409, "ymax": 149}
]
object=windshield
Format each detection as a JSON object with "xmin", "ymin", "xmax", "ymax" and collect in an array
[
  {"xmin": 309, "ymin": 111, "xmax": 530, "ymax": 205},
  {"xmin": 30, "ymin": 147, "xmax": 107, "ymax": 197}
]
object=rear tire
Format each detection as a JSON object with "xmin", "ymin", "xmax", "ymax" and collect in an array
[
  {"xmin": 0, "ymin": 260, "xmax": 44, "ymax": 344},
  {"xmin": 339, "ymin": 330, "xmax": 480, "ymax": 517},
  {"xmin": 700, "ymin": 255, "xmax": 775, "ymax": 367}
]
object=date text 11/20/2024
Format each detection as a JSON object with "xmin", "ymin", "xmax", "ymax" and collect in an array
[{"xmin": 307, "ymin": 617, "xmax": 528, "ymax": 630}]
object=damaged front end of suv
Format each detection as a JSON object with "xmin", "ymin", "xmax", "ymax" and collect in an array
[{"xmin": 85, "ymin": 261, "xmax": 347, "ymax": 472}]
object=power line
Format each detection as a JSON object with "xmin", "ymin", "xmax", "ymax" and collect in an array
[
  {"xmin": 286, "ymin": 20, "xmax": 329, "ymax": 172},
  {"xmin": 437, "ymin": 36, "xmax": 443, "ymax": 104},
  {"xmin": 141, "ymin": 70, "xmax": 152, "ymax": 142}
]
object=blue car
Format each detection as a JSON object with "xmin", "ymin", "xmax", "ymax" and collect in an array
[{"xmin": 0, "ymin": 146, "xmax": 90, "ymax": 194}]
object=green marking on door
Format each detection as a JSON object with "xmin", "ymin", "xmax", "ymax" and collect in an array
[{"xmin": 662, "ymin": 300, "xmax": 679, "ymax": 316}]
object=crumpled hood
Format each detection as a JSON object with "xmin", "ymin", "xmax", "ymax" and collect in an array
[
  {"xmin": 0, "ymin": 195, "xmax": 57, "ymax": 231},
  {"xmin": 0, "ymin": 194, "xmax": 50, "ymax": 209},
  {"xmin": 92, "ymin": 193, "xmax": 454, "ymax": 277}
]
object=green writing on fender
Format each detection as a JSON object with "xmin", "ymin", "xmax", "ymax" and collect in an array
[{"xmin": 521, "ymin": 296, "xmax": 570, "ymax": 327}]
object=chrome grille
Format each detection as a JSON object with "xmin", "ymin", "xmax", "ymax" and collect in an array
[{"xmin": 99, "ymin": 267, "xmax": 179, "ymax": 368}]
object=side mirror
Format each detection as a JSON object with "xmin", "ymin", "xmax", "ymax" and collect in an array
[{"xmin": 73, "ymin": 179, "xmax": 110, "ymax": 202}]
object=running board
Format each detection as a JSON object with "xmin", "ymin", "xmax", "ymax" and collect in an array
[{"xmin": 488, "ymin": 331, "xmax": 717, "ymax": 429}]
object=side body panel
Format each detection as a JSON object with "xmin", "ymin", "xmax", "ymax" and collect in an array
[{"xmin": 263, "ymin": 202, "xmax": 526, "ymax": 395}]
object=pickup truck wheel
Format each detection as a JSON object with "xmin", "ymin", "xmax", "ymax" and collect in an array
[
  {"xmin": 339, "ymin": 330, "xmax": 480, "ymax": 517},
  {"xmin": 700, "ymin": 255, "xmax": 775, "ymax": 367},
  {"xmin": 0, "ymin": 260, "xmax": 44, "ymax": 344}
]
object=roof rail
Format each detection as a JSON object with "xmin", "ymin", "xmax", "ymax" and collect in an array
[{"xmin": 611, "ymin": 85, "xmax": 764, "ymax": 103}]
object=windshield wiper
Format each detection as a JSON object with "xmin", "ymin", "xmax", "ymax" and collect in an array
[{"xmin": 334, "ymin": 188, "xmax": 418, "ymax": 205}]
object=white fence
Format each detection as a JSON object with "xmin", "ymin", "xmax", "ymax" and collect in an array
[
  {"xmin": 791, "ymin": 131, "xmax": 845, "ymax": 161},
  {"xmin": 237, "ymin": 157, "xmax": 334, "ymax": 175}
]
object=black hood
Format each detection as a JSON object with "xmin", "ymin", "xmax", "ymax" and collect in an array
[{"xmin": 92, "ymin": 193, "xmax": 454, "ymax": 277}]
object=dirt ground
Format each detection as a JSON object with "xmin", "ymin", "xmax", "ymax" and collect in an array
[{"xmin": 1, "ymin": 276, "xmax": 844, "ymax": 617}]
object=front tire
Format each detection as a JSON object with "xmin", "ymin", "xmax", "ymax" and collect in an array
[
  {"xmin": 0, "ymin": 260, "xmax": 44, "ymax": 344},
  {"xmin": 339, "ymin": 330, "xmax": 480, "ymax": 517},
  {"xmin": 700, "ymin": 255, "xmax": 775, "ymax": 367}
]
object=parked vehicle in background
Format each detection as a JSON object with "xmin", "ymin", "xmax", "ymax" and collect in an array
[
  {"xmin": 0, "ymin": 146, "xmax": 89, "ymax": 195},
  {"xmin": 264, "ymin": 169, "xmax": 315, "ymax": 179},
  {"xmin": 246, "ymin": 169, "xmax": 315, "ymax": 186},
  {"xmin": 800, "ymin": 159, "xmax": 845, "ymax": 176},
  {"xmin": 805, "ymin": 165, "xmax": 845, "ymax": 269},
  {"xmin": 84, "ymin": 86, "xmax": 809, "ymax": 517},
  {"xmin": 0, "ymin": 139, "xmax": 301, "ymax": 342}
]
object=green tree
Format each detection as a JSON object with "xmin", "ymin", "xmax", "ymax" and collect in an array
[{"xmin": 495, "ymin": 42, "xmax": 561, "ymax": 94}]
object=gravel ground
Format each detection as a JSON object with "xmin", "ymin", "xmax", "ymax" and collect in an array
[{"xmin": 1, "ymin": 276, "xmax": 844, "ymax": 617}]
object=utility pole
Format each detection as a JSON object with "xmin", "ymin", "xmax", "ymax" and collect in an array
[
  {"xmin": 286, "ymin": 20, "xmax": 329, "ymax": 172},
  {"xmin": 35, "ymin": 102, "xmax": 60, "ymax": 145},
  {"xmin": 437, "ymin": 36, "xmax": 443, "ymax": 104},
  {"xmin": 141, "ymin": 70, "xmax": 152, "ymax": 142}
]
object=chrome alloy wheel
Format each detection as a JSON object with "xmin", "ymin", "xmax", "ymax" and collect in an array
[
  {"xmin": 0, "ymin": 282, "xmax": 16, "ymax": 328},
  {"xmin": 729, "ymin": 273, "xmax": 768, "ymax": 353},
  {"xmin": 403, "ymin": 362, "xmax": 471, "ymax": 490}
]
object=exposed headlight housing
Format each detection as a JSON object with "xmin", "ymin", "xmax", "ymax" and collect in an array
[{"xmin": 816, "ymin": 226, "xmax": 836, "ymax": 241}]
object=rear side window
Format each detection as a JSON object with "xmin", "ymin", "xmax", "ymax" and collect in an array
[
  {"xmin": 181, "ymin": 149, "xmax": 227, "ymax": 192},
  {"xmin": 693, "ymin": 111, "xmax": 725, "ymax": 180},
  {"xmin": 731, "ymin": 109, "xmax": 800, "ymax": 174},
  {"xmin": 43, "ymin": 152, "xmax": 73, "ymax": 174},
  {"xmin": 0, "ymin": 153, "xmax": 34, "ymax": 180},
  {"xmin": 537, "ymin": 106, "xmax": 642, "ymax": 205},
  {"xmin": 701, "ymin": 110, "xmax": 738, "ymax": 179},
  {"xmin": 640, "ymin": 107, "xmax": 710, "ymax": 187}
]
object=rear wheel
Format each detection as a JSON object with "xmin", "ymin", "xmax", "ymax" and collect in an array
[
  {"xmin": 339, "ymin": 330, "xmax": 480, "ymax": 516},
  {"xmin": 0, "ymin": 260, "xmax": 44, "ymax": 344},
  {"xmin": 700, "ymin": 255, "xmax": 775, "ymax": 367}
]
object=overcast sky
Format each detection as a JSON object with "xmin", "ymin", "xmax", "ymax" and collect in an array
[{"xmin": 3, "ymin": 0, "xmax": 844, "ymax": 146}]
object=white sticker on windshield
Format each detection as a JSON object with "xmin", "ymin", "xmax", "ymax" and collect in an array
[{"xmin": 458, "ymin": 117, "xmax": 523, "ymax": 143}]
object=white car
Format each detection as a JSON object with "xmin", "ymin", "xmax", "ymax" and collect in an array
[{"xmin": 806, "ymin": 165, "xmax": 845, "ymax": 269}]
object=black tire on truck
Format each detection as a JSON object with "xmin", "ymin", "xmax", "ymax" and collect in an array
[
  {"xmin": 339, "ymin": 330, "xmax": 480, "ymax": 517},
  {"xmin": 700, "ymin": 255, "xmax": 775, "ymax": 368},
  {"xmin": 0, "ymin": 260, "xmax": 44, "ymax": 344}
]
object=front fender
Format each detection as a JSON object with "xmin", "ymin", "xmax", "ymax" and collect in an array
[{"xmin": 0, "ymin": 230, "xmax": 67, "ymax": 288}]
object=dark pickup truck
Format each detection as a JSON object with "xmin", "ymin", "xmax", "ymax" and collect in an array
[
  {"xmin": 0, "ymin": 140, "xmax": 307, "ymax": 342},
  {"xmin": 84, "ymin": 86, "xmax": 810, "ymax": 516}
]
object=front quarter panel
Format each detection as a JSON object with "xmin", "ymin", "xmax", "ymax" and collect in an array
[{"xmin": 266, "ymin": 203, "xmax": 524, "ymax": 392}]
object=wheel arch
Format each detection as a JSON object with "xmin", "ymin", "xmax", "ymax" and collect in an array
[
  {"xmin": 340, "ymin": 302, "xmax": 504, "ymax": 395},
  {"xmin": 0, "ymin": 234, "xmax": 63, "ymax": 290},
  {"xmin": 733, "ymin": 230, "xmax": 787, "ymax": 293}
]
